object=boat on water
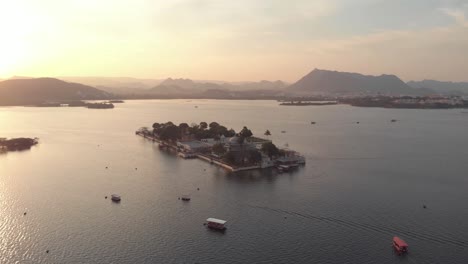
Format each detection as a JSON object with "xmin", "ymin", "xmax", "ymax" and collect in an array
[
  {"xmin": 111, "ymin": 194, "xmax": 121, "ymax": 202},
  {"xmin": 206, "ymin": 218, "xmax": 227, "ymax": 230},
  {"xmin": 181, "ymin": 195, "xmax": 191, "ymax": 201},
  {"xmin": 393, "ymin": 236, "xmax": 408, "ymax": 254}
]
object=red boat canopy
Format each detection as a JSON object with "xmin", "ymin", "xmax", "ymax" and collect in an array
[{"xmin": 393, "ymin": 237, "xmax": 408, "ymax": 247}]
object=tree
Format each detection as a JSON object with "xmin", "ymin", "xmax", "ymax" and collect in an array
[
  {"xmin": 159, "ymin": 125, "xmax": 180, "ymax": 141},
  {"xmin": 199, "ymin": 122, "xmax": 208, "ymax": 130},
  {"xmin": 264, "ymin": 130, "xmax": 271, "ymax": 136},
  {"xmin": 223, "ymin": 152, "xmax": 236, "ymax": 164},
  {"xmin": 152, "ymin": 123, "xmax": 161, "ymax": 129},
  {"xmin": 179, "ymin": 123, "xmax": 189, "ymax": 129},
  {"xmin": 212, "ymin": 143, "xmax": 226, "ymax": 156},
  {"xmin": 209, "ymin": 122, "xmax": 220, "ymax": 129},
  {"xmin": 261, "ymin": 142, "xmax": 280, "ymax": 158},
  {"xmin": 225, "ymin": 129, "xmax": 236, "ymax": 137},
  {"xmin": 239, "ymin": 126, "xmax": 253, "ymax": 138},
  {"xmin": 247, "ymin": 150, "xmax": 262, "ymax": 164},
  {"xmin": 179, "ymin": 123, "xmax": 189, "ymax": 137}
]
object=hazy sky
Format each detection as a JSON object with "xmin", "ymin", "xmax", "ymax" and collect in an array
[{"xmin": 0, "ymin": 0, "xmax": 467, "ymax": 82}]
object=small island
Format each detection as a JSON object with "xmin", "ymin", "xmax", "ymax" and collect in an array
[
  {"xmin": 34, "ymin": 100, "xmax": 116, "ymax": 109},
  {"xmin": 136, "ymin": 122, "xmax": 305, "ymax": 172},
  {"xmin": 86, "ymin": 102, "xmax": 114, "ymax": 109},
  {"xmin": 279, "ymin": 100, "xmax": 338, "ymax": 106},
  {"xmin": 0, "ymin": 137, "xmax": 38, "ymax": 152}
]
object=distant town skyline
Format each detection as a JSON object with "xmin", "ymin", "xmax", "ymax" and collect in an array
[{"xmin": 0, "ymin": 0, "xmax": 467, "ymax": 82}]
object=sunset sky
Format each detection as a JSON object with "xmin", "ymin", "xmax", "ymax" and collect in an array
[{"xmin": 0, "ymin": 0, "xmax": 467, "ymax": 82}]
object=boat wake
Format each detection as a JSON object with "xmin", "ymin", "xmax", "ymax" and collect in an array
[{"xmin": 248, "ymin": 205, "xmax": 468, "ymax": 249}]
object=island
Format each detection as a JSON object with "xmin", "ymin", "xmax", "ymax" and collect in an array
[
  {"xmin": 279, "ymin": 100, "xmax": 338, "ymax": 106},
  {"xmin": 0, "ymin": 137, "xmax": 38, "ymax": 152},
  {"xmin": 136, "ymin": 122, "xmax": 305, "ymax": 172},
  {"xmin": 86, "ymin": 102, "xmax": 114, "ymax": 109},
  {"xmin": 34, "ymin": 101, "xmax": 115, "ymax": 109}
]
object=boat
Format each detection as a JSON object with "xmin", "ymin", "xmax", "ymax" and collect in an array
[
  {"xmin": 393, "ymin": 236, "xmax": 408, "ymax": 254},
  {"xmin": 277, "ymin": 164, "xmax": 290, "ymax": 172},
  {"xmin": 281, "ymin": 131, "xmax": 286, "ymax": 133},
  {"xmin": 181, "ymin": 195, "xmax": 191, "ymax": 201},
  {"xmin": 111, "ymin": 194, "xmax": 121, "ymax": 202},
  {"xmin": 311, "ymin": 121, "xmax": 316, "ymax": 124},
  {"xmin": 206, "ymin": 218, "xmax": 227, "ymax": 230},
  {"xmin": 391, "ymin": 119, "xmax": 397, "ymax": 122}
]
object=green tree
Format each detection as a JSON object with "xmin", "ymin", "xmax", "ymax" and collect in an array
[
  {"xmin": 247, "ymin": 150, "xmax": 262, "ymax": 164},
  {"xmin": 152, "ymin": 123, "xmax": 161, "ymax": 129},
  {"xmin": 225, "ymin": 129, "xmax": 236, "ymax": 137},
  {"xmin": 223, "ymin": 152, "xmax": 236, "ymax": 164},
  {"xmin": 239, "ymin": 126, "xmax": 253, "ymax": 138},
  {"xmin": 212, "ymin": 143, "xmax": 226, "ymax": 156},
  {"xmin": 159, "ymin": 125, "xmax": 180, "ymax": 141},
  {"xmin": 199, "ymin": 122, "xmax": 208, "ymax": 130},
  {"xmin": 179, "ymin": 123, "xmax": 189, "ymax": 137},
  {"xmin": 209, "ymin": 122, "xmax": 220, "ymax": 129},
  {"xmin": 261, "ymin": 142, "xmax": 280, "ymax": 158}
]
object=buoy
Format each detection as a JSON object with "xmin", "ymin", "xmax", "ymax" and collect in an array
[
  {"xmin": 105, "ymin": 167, "xmax": 108, "ymax": 169},
  {"xmin": 197, "ymin": 188, "xmax": 200, "ymax": 191},
  {"xmin": 135, "ymin": 168, "xmax": 137, "ymax": 170},
  {"xmin": 24, "ymin": 212, "xmax": 27, "ymax": 216},
  {"xmin": 423, "ymin": 205, "xmax": 427, "ymax": 209},
  {"xmin": 46, "ymin": 250, "xmax": 49, "ymax": 254},
  {"xmin": 105, "ymin": 196, "xmax": 107, "ymax": 199}
]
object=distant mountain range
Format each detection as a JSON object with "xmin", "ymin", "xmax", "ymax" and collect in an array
[
  {"xmin": 407, "ymin": 80, "xmax": 468, "ymax": 95},
  {"xmin": 288, "ymin": 69, "xmax": 432, "ymax": 96},
  {"xmin": 0, "ymin": 78, "xmax": 111, "ymax": 105},
  {"xmin": 1, "ymin": 70, "xmax": 467, "ymax": 106},
  {"xmin": 149, "ymin": 78, "xmax": 287, "ymax": 96},
  {"xmin": 59, "ymin": 76, "xmax": 164, "ymax": 95}
]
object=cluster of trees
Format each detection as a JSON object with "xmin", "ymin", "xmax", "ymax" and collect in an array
[
  {"xmin": 223, "ymin": 149, "xmax": 262, "ymax": 165},
  {"xmin": 152, "ymin": 121, "xmax": 236, "ymax": 141},
  {"xmin": 261, "ymin": 142, "xmax": 280, "ymax": 158}
]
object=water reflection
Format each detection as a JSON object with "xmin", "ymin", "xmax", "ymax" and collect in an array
[{"xmin": 222, "ymin": 168, "xmax": 299, "ymax": 184}]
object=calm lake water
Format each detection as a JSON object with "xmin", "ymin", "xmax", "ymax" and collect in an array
[{"xmin": 1, "ymin": 100, "xmax": 468, "ymax": 264}]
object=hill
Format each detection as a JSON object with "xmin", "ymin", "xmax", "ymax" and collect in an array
[
  {"xmin": 59, "ymin": 76, "xmax": 164, "ymax": 94},
  {"xmin": 150, "ymin": 78, "xmax": 286, "ymax": 96},
  {"xmin": 407, "ymin": 80, "xmax": 468, "ymax": 95},
  {"xmin": 0, "ymin": 78, "xmax": 111, "ymax": 105},
  {"xmin": 288, "ymin": 69, "xmax": 429, "ymax": 96}
]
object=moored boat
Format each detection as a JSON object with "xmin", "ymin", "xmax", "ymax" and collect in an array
[
  {"xmin": 393, "ymin": 236, "xmax": 408, "ymax": 254},
  {"xmin": 206, "ymin": 218, "xmax": 227, "ymax": 230},
  {"xmin": 111, "ymin": 194, "xmax": 121, "ymax": 202}
]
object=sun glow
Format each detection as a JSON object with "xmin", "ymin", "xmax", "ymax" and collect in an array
[{"xmin": 0, "ymin": 2, "xmax": 44, "ymax": 77}]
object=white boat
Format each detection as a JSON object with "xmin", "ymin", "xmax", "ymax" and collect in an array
[
  {"xmin": 206, "ymin": 218, "xmax": 227, "ymax": 230},
  {"xmin": 111, "ymin": 194, "xmax": 121, "ymax": 202}
]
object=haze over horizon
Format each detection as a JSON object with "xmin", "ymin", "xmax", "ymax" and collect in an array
[{"xmin": 1, "ymin": 0, "xmax": 467, "ymax": 82}]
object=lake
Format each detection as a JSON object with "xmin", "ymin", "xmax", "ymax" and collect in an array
[{"xmin": 1, "ymin": 100, "xmax": 468, "ymax": 263}]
